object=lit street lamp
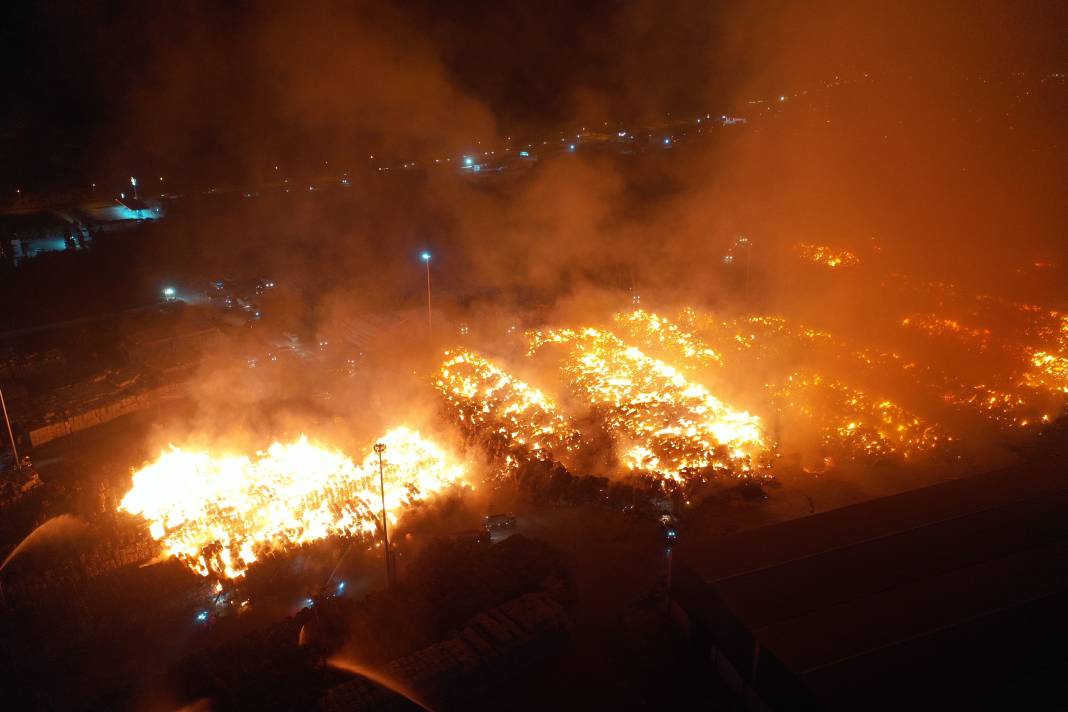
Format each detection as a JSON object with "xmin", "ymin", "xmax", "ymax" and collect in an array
[
  {"xmin": 421, "ymin": 252, "xmax": 432, "ymax": 332},
  {"xmin": 130, "ymin": 176, "xmax": 138, "ymax": 199},
  {"xmin": 373, "ymin": 442, "xmax": 393, "ymax": 586}
]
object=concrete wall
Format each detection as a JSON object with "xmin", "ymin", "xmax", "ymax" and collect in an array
[{"xmin": 28, "ymin": 382, "xmax": 185, "ymax": 448}]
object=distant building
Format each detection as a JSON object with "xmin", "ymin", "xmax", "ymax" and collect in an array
[
  {"xmin": 0, "ymin": 211, "xmax": 91, "ymax": 264},
  {"xmin": 0, "ymin": 197, "xmax": 166, "ymax": 266}
]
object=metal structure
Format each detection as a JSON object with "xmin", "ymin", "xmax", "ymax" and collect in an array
[
  {"xmin": 373, "ymin": 442, "xmax": 393, "ymax": 585},
  {"xmin": 421, "ymin": 252, "xmax": 433, "ymax": 332},
  {"xmin": 0, "ymin": 385, "xmax": 19, "ymax": 471}
]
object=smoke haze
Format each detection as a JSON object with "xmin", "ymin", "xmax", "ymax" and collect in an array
[{"xmin": 4, "ymin": 0, "xmax": 1065, "ymax": 469}]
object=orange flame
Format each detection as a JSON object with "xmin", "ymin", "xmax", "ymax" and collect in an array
[{"xmin": 119, "ymin": 428, "xmax": 469, "ymax": 579}]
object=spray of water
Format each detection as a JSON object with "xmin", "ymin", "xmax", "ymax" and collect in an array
[
  {"xmin": 327, "ymin": 655, "xmax": 434, "ymax": 711},
  {"xmin": 0, "ymin": 515, "xmax": 88, "ymax": 572}
]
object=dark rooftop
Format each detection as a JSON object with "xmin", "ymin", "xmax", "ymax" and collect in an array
[{"xmin": 673, "ymin": 461, "xmax": 1068, "ymax": 710}]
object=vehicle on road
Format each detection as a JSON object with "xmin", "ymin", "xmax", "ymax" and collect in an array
[{"xmin": 662, "ymin": 524, "xmax": 679, "ymax": 546}]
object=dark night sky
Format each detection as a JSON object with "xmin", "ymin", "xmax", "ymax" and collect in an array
[{"xmin": 1, "ymin": 1, "xmax": 1065, "ymax": 193}]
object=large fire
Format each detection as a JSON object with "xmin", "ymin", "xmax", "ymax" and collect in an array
[
  {"xmin": 794, "ymin": 242, "xmax": 860, "ymax": 268},
  {"xmin": 528, "ymin": 327, "xmax": 767, "ymax": 479},
  {"xmin": 901, "ymin": 313, "xmax": 993, "ymax": 350},
  {"xmin": 650, "ymin": 309, "xmax": 952, "ymax": 456},
  {"xmin": 433, "ymin": 308, "xmax": 999, "ymax": 480},
  {"xmin": 118, "ymin": 296, "xmax": 1066, "ymax": 580},
  {"xmin": 613, "ymin": 309, "xmax": 723, "ymax": 369},
  {"xmin": 677, "ymin": 305, "xmax": 1066, "ymax": 431},
  {"xmin": 1024, "ymin": 314, "xmax": 1068, "ymax": 395},
  {"xmin": 436, "ymin": 349, "xmax": 583, "ymax": 471},
  {"xmin": 768, "ymin": 371, "xmax": 952, "ymax": 458},
  {"xmin": 119, "ymin": 428, "xmax": 469, "ymax": 579}
]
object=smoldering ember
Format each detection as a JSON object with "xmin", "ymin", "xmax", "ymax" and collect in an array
[{"xmin": 0, "ymin": 2, "xmax": 1066, "ymax": 710}]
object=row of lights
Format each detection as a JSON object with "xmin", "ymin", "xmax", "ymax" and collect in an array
[
  {"xmin": 162, "ymin": 252, "xmax": 430, "ymax": 302},
  {"xmin": 14, "ymin": 107, "xmax": 779, "ymax": 198}
]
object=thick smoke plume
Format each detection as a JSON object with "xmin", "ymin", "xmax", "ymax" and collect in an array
[{"xmin": 8, "ymin": 1, "xmax": 1064, "ymax": 473}]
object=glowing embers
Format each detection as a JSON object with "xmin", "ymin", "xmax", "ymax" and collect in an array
[
  {"xmin": 613, "ymin": 309, "xmax": 723, "ymax": 368},
  {"xmin": 529, "ymin": 328, "xmax": 766, "ymax": 480},
  {"xmin": 436, "ymin": 350, "xmax": 582, "ymax": 469},
  {"xmin": 1024, "ymin": 314, "xmax": 1068, "ymax": 395},
  {"xmin": 901, "ymin": 314, "xmax": 992, "ymax": 350},
  {"xmin": 626, "ymin": 309, "xmax": 954, "ymax": 459},
  {"xmin": 942, "ymin": 385, "xmax": 1050, "ymax": 428},
  {"xmin": 1026, "ymin": 352, "xmax": 1068, "ymax": 394},
  {"xmin": 770, "ymin": 372, "xmax": 951, "ymax": 459},
  {"xmin": 119, "ymin": 429, "xmax": 468, "ymax": 579},
  {"xmin": 793, "ymin": 242, "xmax": 860, "ymax": 268},
  {"xmin": 675, "ymin": 309, "xmax": 834, "ymax": 360}
]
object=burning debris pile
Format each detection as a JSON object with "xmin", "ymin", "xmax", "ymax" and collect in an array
[
  {"xmin": 768, "ymin": 371, "xmax": 951, "ymax": 458},
  {"xmin": 642, "ymin": 309, "xmax": 950, "ymax": 458},
  {"xmin": 1025, "ymin": 313, "xmax": 1068, "ymax": 396},
  {"xmin": 793, "ymin": 242, "xmax": 860, "ymax": 268},
  {"xmin": 116, "ymin": 295, "xmax": 1064, "ymax": 583},
  {"xmin": 901, "ymin": 314, "xmax": 993, "ymax": 350},
  {"xmin": 119, "ymin": 429, "xmax": 469, "ymax": 579},
  {"xmin": 528, "ymin": 327, "xmax": 767, "ymax": 479},
  {"xmin": 876, "ymin": 278, "xmax": 1068, "ymax": 427},
  {"xmin": 433, "ymin": 306, "xmax": 1027, "ymax": 484},
  {"xmin": 432, "ymin": 324, "xmax": 768, "ymax": 485},
  {"xmin": 676, "ymin": 310, "xmax": 834, "ymax": 360},
  {"xmin": 681, "ymin": 304, "xmax": 1068, "ymax": 434},
  {"xmin": 613, "ymin": 309, "xmax": 723, "ymax": 370},
  {"xmin": 436, "ymin": 349, "xmax": 583, "ymax": 471}
]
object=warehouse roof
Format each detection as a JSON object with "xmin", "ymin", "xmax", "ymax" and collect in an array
[{"xmin": 673, "ymin": 459, "xmax": 1068, "ymax": 710}]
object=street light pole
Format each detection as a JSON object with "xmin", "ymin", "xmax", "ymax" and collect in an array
[
  {"xmin": 373, "ymin": 442, "xmax": 392, "ymax": 586},
  {"xmin": 130, "ymin": 177, "xmax": 138, "ymax": 200},
  {"xmin": 421, "ymin": 252, "xmax": 432, "ymax": 332},
  {"xmin": 0, "ymin": 385, "xmax": 20, "ymax": 472}
]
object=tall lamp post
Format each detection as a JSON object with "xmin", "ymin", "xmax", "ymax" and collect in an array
[
  {"xmin": 130, "ymin": 176, "xmax": 138, "ymax": 200},
  {"xmin": 421, "ymin": 252, "xmax": 432, "ymax": 332},
  {"xmin": 373, "ymin": 442, "xmax": 393, "ymax": 586},
  {"xmin": 0, "ymin": 385, "xmax": 20, "ymax": 471}
]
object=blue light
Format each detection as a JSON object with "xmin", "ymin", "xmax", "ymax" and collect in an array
[
  {"xmin": 463, "ymin": 156, "xmax": 473, "ymax": 167},
  {"xmin": 569, "ymin": 144, "xmax": 575, "ymax": 151},
  {"xmin": 421, "ymin": 252, "xmax": 431, "ymax": 261},
  {"xmin": 519, "ymin": 150, "xmax": 530, "ymax": 157},
  {"xmin": 196, "ymin": 611, "xmax": 209, "ymax": 622},
  {"xmin": 304, "ymin": 598, "xmax": 314, "ymax": 608},
  {"xmin": 337, "ymin": 581, "xmax": 346, "ymax": 593},
  {"xmin": 663, "ymin": 137, "xmax": 671, "ymax": 145}
]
